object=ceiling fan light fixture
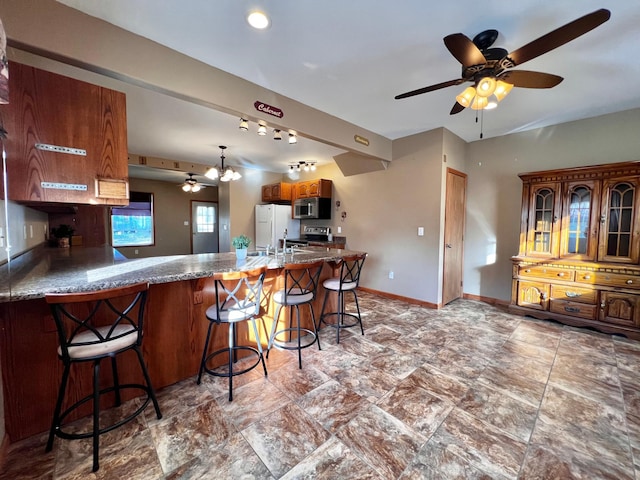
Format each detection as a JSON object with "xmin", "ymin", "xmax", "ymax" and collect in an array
[
  {"xmin": 493, "ymin": 80, "xmax": 514, "ymax": 102},
  {"xmin": 182, "ymin": 183, "xmax": 191, "ymax": 192},
  {"xmin": 456, "ymin": 86, "xmax": 476, "ymax": 107},
  {"xmin": 476, "ymin": 77, "xmax": 497, "ymax": 98},
  {"xmin": 470, "ymin": 95, "xmax": 488, "ymax": 110},
  {"xmin": 485, "ymin": 101, "xmax": 498, "ymax": 110}
]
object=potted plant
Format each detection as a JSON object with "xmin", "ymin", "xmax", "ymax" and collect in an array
[
  {"xmin": 50, "ymin": 224, "xmax": 75, "ymax": 248},
  {"xmin": 232, "ymin": 234, "xmax": 251, "ymax": 260}
]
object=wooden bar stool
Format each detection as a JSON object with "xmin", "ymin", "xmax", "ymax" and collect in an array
[
  {"xmin": 197, "ymin": 266, "xmax": 267, "ymax": 401},
  {"xmin": 319, "ymin": 253, "xmax": 367, "ymax": 343},
  {"xmin": 45, "ymin": 282, "xmax": 162, "ymax": 472},
  {"xmin": 267, "ymin": 260, "xmax": 324, "ymax": 369}
]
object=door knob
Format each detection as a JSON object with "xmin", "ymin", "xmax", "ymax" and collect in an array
[{"xmin": 445, "ymin": 244, "xmax": 452, "ymax": 248}]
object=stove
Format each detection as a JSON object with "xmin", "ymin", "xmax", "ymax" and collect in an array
[{"xmin": 285, "ymin": 226, "xmax": 331, "ymax": 246}]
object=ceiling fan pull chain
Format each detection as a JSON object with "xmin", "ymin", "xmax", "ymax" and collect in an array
[{"xmin": 480, "ymin": 109, "xmax": 484, "ymax": 139}]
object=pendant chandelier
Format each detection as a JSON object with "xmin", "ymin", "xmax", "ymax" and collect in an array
[{"xmin": 204, "ymin": 145, "xmax": 242, "ymax": 182}]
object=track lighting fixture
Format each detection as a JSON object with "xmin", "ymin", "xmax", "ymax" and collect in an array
[
  {"xmin": 257, "ymin": 124, "xmax": 267, "ymax": 136},
  {"xmin": 236, "ymin": 119, "xmax": 298, "ymax": 144},
  {"xmin": 288, "ymin": 161, "xmax": 316, "ymax": 172},
  {"xmin": 239, "ymin": 118, "xmax": 248, "ymax": 131},
  {"xmin": 273, "ymin": 129, "xmax": 282, "ymax": 140}
]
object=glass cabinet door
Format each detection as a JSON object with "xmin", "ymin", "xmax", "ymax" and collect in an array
[
  {"xmin": 599, "ymin": 178, "xmax": 640, "ymax": 263},
  {"xmin": 526, "ymin": 183, "xmax": 561, "ymax": 257},
  {"xmin": 560, "ymin": 181, "xmax": 600, "ymax": 261}
]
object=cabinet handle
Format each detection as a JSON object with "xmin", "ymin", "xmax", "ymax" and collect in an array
[
  {"xmin": 600, "ymin": 214, "xmax": 606, "ymax": 224},
  {"xmin": 627, "ymin": 279, "xmax": 633, "ymax": 284},
  {"xmin": 583, "ymin": 275, "xmax": 591, "ymax": 280},
  {"xmin": 557, "ymin": 272, "xmax": 565, "ymax": 277},
  {"xmin": 601, "ymin": 301, "xmax": 606, "ymax": 308},
  {"xmin": 540, "ymin": 292, "xmax": 547, "ymax": 300},
  {"xmin": 565, "ymin": 292, "xmax": 580, "ymax": 298},
  {"xmin": 524, "ymin": 269, "xmax": 531, "ymax": 273},
  {"xmin": 564, "ymin": 306, "xmax": 580, "ymax": 313}
]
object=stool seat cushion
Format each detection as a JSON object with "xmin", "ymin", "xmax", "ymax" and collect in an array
[
  {"xmin": 61, "ymin": 324, "xmax": 137, "ymax": 359},
  {"xmin": 205, "ymin": 303, "xmax": 257, "ymax": 323},
  {"xmin": 323, "ymin": 277, "xmax": 357, "ymax": 291},
  {"xmin": 273, "ymin": 288, "xmax": 314, "ymax": 305}
]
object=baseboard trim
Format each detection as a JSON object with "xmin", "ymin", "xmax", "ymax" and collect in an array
[
  {"xmin": 358, "ymin": 287, "xmax": 440, "ymax": 309},
  {"xmin": 358, "ymin": 288, "xmax": 506, "ymax": 311}
]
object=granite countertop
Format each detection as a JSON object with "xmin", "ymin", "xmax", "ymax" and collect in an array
[{"xmin": 0, "ymin": 245, "xmax": 363, "ymax": 303}]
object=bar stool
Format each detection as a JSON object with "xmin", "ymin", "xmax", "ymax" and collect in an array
[
  {"xmin": 319, "ymin": 253, "xmax": 367, "ymax": 343},
  {"xmin": 267, "ymin": 260, "xmax": 324, "ymax": 369},
  {"xmin": 45, "ymin": 282, "xmax": 162, "ymax": 472},
  {"xmin": 197, "ymin": 266, "xmax": 267, "ymax": 401}
]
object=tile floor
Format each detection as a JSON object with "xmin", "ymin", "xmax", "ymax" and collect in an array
[{"xmin": 2, "ymin": 292, "xmax": 640, "ymax": 479}]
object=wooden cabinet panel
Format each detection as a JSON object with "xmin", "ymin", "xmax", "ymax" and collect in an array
[
  {"xmin": 516, "ymin": 281, "xmax": 550, "ymax": 310},
  {"xmin": 294, "ymin": 179, "xmax": 332, "ymax": 199},
  {"xmin": 599, "ymin": 292, "xmax": 640, "ymax": 327},
  {"xmin": 0, "ymin": 62, "xmax": 128, "ymax": 205},
  {"xmin": 525, "ymin": 182, "xmax": 561, "ymax": 257},
  {"xmin": 550, "ymin": 300, "xmax": 598, "ymax": 320},
  {"xmin": 550, "ymin": 284, "xmax": 597, "ymax": 304},
  {"xmin": 261, "ymin": 182, "xmax": 292, "ymax": 203},
  {"xmin": 598, "ymin": 177, "xmax": 640, "ymax": 264},
  {"xmin": 519, "ymin": 265, "xmax": 574, "ymax": 282},
  {"xmin": 560, "ymin": 180, "xmax": 601, "ymax": 261}
]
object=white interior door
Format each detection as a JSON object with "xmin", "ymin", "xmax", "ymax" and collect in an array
[{"xmin": 191, "ymin": 201, "xmax": 218, "ymax": 253}]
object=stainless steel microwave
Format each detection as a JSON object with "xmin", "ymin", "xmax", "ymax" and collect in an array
[{"xmin": 293, "ymin": 197, "xmax": 331, "ymax": 219}]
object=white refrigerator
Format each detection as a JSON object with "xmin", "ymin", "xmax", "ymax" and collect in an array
[{"xmin": 255, "ymin": 204, "xmax": 300, "ymax": 248}]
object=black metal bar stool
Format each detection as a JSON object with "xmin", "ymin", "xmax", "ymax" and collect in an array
[
  {"xmin": 197, "ymin": 266, "xmax": 267, "ymax": 401},
  {"xmin": 267, "ymin": 260, "xmax": 324, "ymax": 369},
  {"xmin": 45, "ymin": 282, "xmax": 162, "ymax": 472},
  {"xmin": 319, "ymin": 253, "xmax": 367, "ymax": 343}
]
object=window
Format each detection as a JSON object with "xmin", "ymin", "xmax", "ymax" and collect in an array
[
  {"xmin": 195, "ymin": 205, "xmax": 216, "ymax": 233},
  {"xmin": 111, "ymin": 192, "xmax": 154, "ymax": 247}
]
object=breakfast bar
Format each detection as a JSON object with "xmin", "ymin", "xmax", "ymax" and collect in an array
[{"xmin": 0, "ymin": 246, "xmax": 365, "ymax": 440}]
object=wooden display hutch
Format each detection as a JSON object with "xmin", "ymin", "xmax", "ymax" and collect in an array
[{"xmin": 510, "ymin": 161, "xmax": 640, "ymax": 339}]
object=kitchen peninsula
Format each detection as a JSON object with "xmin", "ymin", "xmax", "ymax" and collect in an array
[{"xmin": 0, "ymin": 246, "xmax": 365, "ymax": 440}]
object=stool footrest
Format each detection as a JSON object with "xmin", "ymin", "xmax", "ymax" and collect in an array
[
  {"xmin": 52, "ymin": 384, "xmax": 157, "ymax": 442},
  {"xmin": 203, "ymin": 346, "xmax": 263, "ymax": 378},
  {"xmin": 321, "ymin": 312, "xmax": 362, "ymax": 329},
  {"xmin": 270, "ymin": 328, "xmax": 318, "ymax": 351}
]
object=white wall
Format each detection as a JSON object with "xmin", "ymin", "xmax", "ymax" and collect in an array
[
  {"xmin": 0, "ymin": 200, "xmax": 48, "ymax": 264},
  {"xmin": 464, "ymin": 108, "xmax": 640, "ymax": 302}
]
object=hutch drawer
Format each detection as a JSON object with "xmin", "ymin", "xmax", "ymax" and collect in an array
[
  {"xmin": 549, "ymin": 300, "xmax": 598, "ymax": 320},
  {"xmin": 550, "ymin": 284, "xmax": 597, "ymax": 304},
  {"xmin": 519, "ymin": 265, "xmax": 574, "ymax": 282}
]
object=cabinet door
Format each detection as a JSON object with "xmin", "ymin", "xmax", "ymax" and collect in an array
[
  {"xmin": 525, "ymin": 183, "xmax": 561, "ymax": 257},
  {"xmin": 599, "ymin": 292, "xmax": 640, "ymax": 327},
  {"xmin": 598, "ymin": 178, "xmax": 640, "ymax": 263},
  {"xmin": 559, "ymin": 180, "xmax": 600, "ymax": 261},
  {"xmin": 297, "ymin": 182, "xmax": 310, "ymax": 198},
  {"xmin": 517, "ymin": 281, "xmax": 550, "ymax": 311},
  {"xmin": 261, "ymin": 185, "xmax": 272, "ymax": 202},
  {"xmin": 2, "ymin": 62, "xmax": 128, "ymax": 205}
]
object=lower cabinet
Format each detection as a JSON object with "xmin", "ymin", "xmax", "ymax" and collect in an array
[{"xmin": 510, "ymin": 259, "xmax": 640, "ymax": 339}]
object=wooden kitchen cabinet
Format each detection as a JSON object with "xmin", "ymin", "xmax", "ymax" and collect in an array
[
  {"xmin": 294, "ymin": 179, "xmax": 332, "ymax": 199},
  {"xmin": 261, "ymin": 182, "xmax": 292, "ymax": 203},
  {"xmin": 511, "ymin": 161, "xmax": 640, "ymax": 339},
  {"xmin": 0, "ymin": 62, "xmax": 129, "ymax": 206}
]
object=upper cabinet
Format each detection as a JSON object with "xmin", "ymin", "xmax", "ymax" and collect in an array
[
  {"xmin": 294, "ymin": 179, "xmax": 332, "ymax": 199},
  {"xmin": 261, "ymin": 182, "xmax": 292, "ymax": 203},
  {"xmin": 0, "ymin": 62, "xmax": 129, "ymax": 205},
  {"xmin": 518, "ymin": 165, "xmax": 640, "ymax": 264}
]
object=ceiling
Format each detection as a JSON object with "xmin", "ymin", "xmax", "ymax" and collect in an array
[{"xmin": 49, "ymin": 0, "xmax": 640, "ymax": 183}]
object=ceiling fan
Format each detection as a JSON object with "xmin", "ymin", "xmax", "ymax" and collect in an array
[
  {"xmin": 181, "ymin": 173, "xmax": 204, "ymax": 192},
  {"xmin": 394, "ymin": 9, "xmax": 611, "ymax": 114}
]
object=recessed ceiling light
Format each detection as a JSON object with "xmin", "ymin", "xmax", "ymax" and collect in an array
[{"xmin": 247, "ymin": 11, "xmax": 270, "ymax": 29}]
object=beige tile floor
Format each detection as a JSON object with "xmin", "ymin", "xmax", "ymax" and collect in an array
[{"xmin": 2, "ymin": 292, "xmax": 640, "ymax": 479}]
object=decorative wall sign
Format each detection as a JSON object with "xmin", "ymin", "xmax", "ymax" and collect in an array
[
  {"xmin": 354, "ymin": 135, "xmax": 370, "ymax": 146},
  {"xmin": 254, "ymin": 101, "xmax": 283, "ymax": 118}
]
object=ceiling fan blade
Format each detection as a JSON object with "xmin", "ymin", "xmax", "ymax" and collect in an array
[
  {"xmin": 444, "ymin": 33, "xmax": 487, "ymax": 68},
  {"xmin": 395, "ymin": 78, "xmax": 465, "ymax": 100},
  {"xmin": 506, "ymin": 8, "xmax": 610, "ymax": 67},
  {"xmin": 450, "ymin": 102, "xmax": 466, "ymax": 115},
  {"xmin": 499, "ymin": 70, "xmax": 563, "ymax": 88}
]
